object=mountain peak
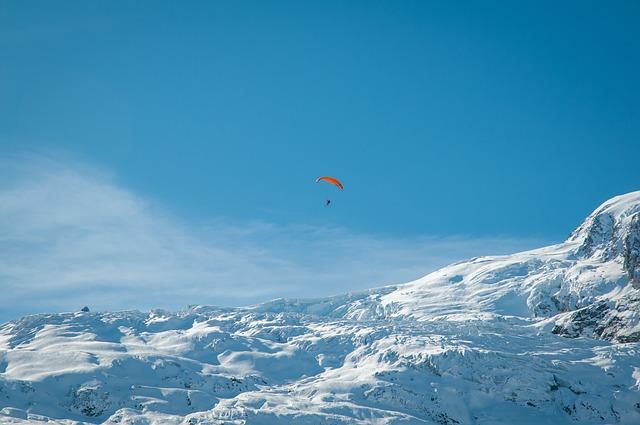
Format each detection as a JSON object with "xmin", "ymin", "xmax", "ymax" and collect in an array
[{"xmin": 568, "ymin": 191, "xmax": 640, "ymax": 282}]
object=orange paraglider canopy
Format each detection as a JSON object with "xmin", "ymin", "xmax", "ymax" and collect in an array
[{"xmin": 316, "ymin": 176, "xmax": 344, "ymax": 190}]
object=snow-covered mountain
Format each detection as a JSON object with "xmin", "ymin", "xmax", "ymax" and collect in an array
[{"xmin": 1, "ymin": 192, "xmax": 639, "ymax": 424}]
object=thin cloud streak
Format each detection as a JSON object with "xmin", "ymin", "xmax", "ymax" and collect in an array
[{"xmin": 0, "ymin": 156, "xmax": 551, "ymax": 322}]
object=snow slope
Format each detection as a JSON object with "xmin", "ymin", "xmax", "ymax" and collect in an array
[{"xmin": 1, "ymin": 192, "xmax": 640, "ymax": 424}]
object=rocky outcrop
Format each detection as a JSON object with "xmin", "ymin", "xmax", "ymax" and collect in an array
[{"xmin": 623, "ymin": 213, "xmax": 640, "ymax": 286}]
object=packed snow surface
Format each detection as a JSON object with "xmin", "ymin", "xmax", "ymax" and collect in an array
[{"xmin": 1, "ymin": 192, "xmax": 640, "ymax": 424}]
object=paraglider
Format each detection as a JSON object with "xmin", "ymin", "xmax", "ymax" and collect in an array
[
  {"xmin": 316, "ymin": 176, "xmax": 343, "ymax": 206},
  {"xmin": 315, "ymin": 176, "xmax": 344, "ymax": 190}
]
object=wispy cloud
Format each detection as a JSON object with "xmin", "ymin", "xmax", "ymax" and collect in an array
[{"xmin": 0, "ymin": 155, "xmax": 550, "ymax": 322}]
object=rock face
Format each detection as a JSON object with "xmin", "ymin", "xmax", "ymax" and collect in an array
[
  {"xmin": 1, "ymin": 192, "xmax": 640, "ymax": 424},
  {"xmin": 624, "ymin": 214, "xmax": 640, "ymax": 286}
]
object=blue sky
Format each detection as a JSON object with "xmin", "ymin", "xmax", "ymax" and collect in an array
[{"xmin": 1, "ymin": 1, "xmax": 639, "ymax": 321}]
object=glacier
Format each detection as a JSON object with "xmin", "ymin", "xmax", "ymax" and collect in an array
[{"xmin": 1, "ymin": 192, "xmax": 639, "ymax": 424}]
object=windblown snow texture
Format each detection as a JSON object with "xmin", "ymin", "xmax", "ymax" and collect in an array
[{"xmin": 1, "ymin": 192, "xmax": 640, "ymax": 424}]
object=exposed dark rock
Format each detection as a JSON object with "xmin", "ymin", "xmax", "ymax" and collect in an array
[
  {"xmin": 552, "ymin": 302, "xmax": 609, "ymax": 338},
  {"xmin": 623, "ymin": 213, "xmax": 640, "ymax": 286}
]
